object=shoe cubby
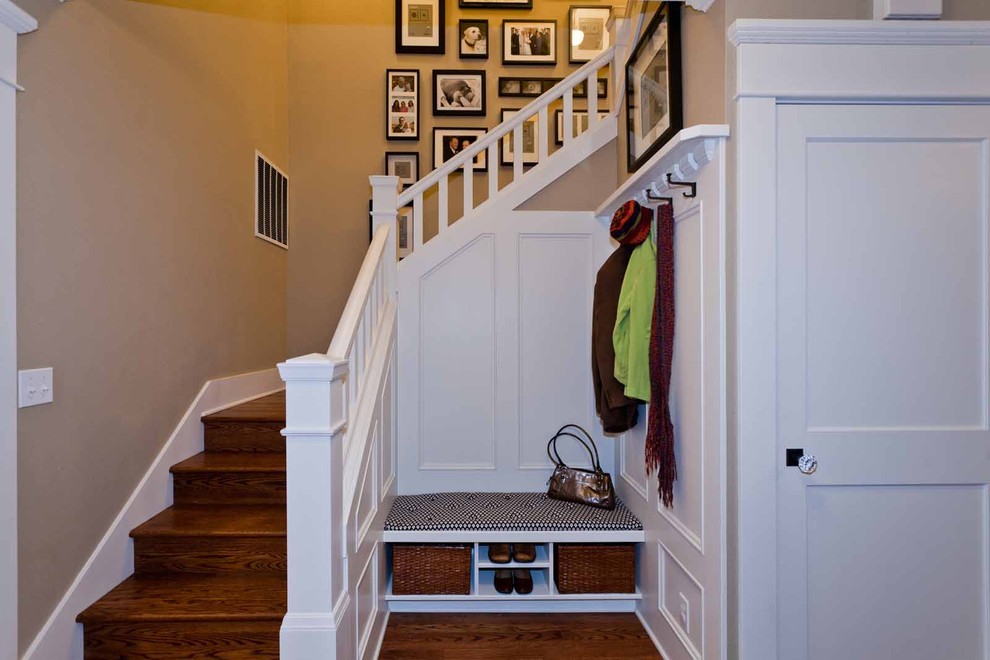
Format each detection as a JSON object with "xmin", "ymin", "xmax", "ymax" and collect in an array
[
  {"xmin": 477, "ymin": 567, "xmax": 550, "ymax": 597},
  {"xmin": 477, "ymin": 542, "xmax": 550, "ymax": 569}
]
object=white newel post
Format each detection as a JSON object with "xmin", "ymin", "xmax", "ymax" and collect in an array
[
  {"xmin": 278, "ymin": 354, "xmax": 349, "ymax": 659},
  {"xmin": 370, "ymin": 175, "xmax": 399, "ymax": 292}
]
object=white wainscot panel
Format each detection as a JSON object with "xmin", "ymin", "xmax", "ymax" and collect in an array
[
  {"xmin": 355, "ymin": 545, "xmax": 379, "ymax": 658},
  {"xmin": 381, "ymin": 357, "xmax": 396, "ymax": 497},
  {"xmin": 620, "ymin": 421, "xmax": 649, "ymax": 503},
  {"xmin": 355, "ymin": 438, "xmax": 379, "ymax": 549},
  {"xmin": 517, "ymin": 234, "xmax": 595, "ymax": 469},
  {"xmin": 660, "ymin": 207, "xmax": 705, "ymax": 550},
  {"xmin": 659, "ymin": 540, "xmax": 704, "ymax": 659},
  {"xmin": 805, "ymin": 139, "xmax": 987, "ymax": 431},
  {"xmin": 419, "ymin": 235, "xmax": 497, "ymax": 469},
  {"xmin": 807, "ymin": 485, "xmax": 987, "ymax": 660}
]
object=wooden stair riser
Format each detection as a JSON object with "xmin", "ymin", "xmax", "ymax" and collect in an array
[
  {"xmin": 171, "ymin": 472, "xmax": 286, "ymax": 505},
  {"xmin": 133, "ymin": 537, "xmax": 286, "ymax": 576},
  {"xmin": 82, "ymin": 621, "xmax": 279, "ymax": 660},
  {"xmin": 204, "ymin": 421, "xmax": 284, "ymax": 454}
]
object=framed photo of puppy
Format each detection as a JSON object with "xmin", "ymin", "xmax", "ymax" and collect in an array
[
  {"xmin": 395, "ymin": 0, "xmax": 445, "ymax": 54},
  {"xmin": 502, "ymin": 20, "xmax": 557, "ymax": 66},
  {"xmin": 386, "ymin": 69, "xmax": 420, "ymax": 141},
  {"xmin": 459, "ymin": 20, "xmax": 489, "ymax": 60},
  {"xmin": 433, "ymin": 70, "xmax": 487, "ymax": 116},
  {"xmin": 433, "ymin": 127, "xmax": 489, "ymax": 171}
]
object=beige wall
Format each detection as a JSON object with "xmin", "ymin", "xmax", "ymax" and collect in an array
[
  {"xmin": 15, "ymin": 0, "xmax": 288, "ymax": 652},
  {"xmin": 287, "ymin": 0, "xmax": 617, "ymax": 355}
]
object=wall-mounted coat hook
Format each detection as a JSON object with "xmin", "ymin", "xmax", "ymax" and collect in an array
[
  {"xmin": 645, "ymin": 191, "xmax": 673, "ymax": 205},
  {"xmin": 666, "ymin": 173, "xmax": 697, "ymax": 198}
]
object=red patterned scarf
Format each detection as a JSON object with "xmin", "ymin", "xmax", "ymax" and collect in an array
[{"xmin": 646, "ymin": 202, "xmax": 677, "ymax": 508}]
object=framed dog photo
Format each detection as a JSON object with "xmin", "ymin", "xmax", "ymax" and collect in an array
[
  {"xmin": 433, "ymin": 127, "xmax": 488, "ymax": 171},
  {"xmin": 433, "ymin": 70, "xmax": 486, "ymax": 116},
  {"xmin": 385, "ymin": 152, "xmax": 420, "ymax": 188},
  {"xmin": 569, "ymin": 6, "xmax": 611, "ymax": 63},
  {"xmin": 554, "ymin": 109, "xmax": 610, "ymax": 145},
  {"xmin": 500, "ymin": 109, "xmax": 540, "ymax": 167},
  {"xmin": 396, "ymin": 0, "xmax": 445, "ymax": 54},
  {"xmin": 503, "ymin": 20, "xmax": 557, "ymax": 66},
  {"xmin": 460, "ymin": 0, "xmax": 532, "ymax": 8},
  {"xmin": 459, "ymin": 20, "xmax": 489, "ymax": 60},
  {"xmin": 386, "ymin": 69, "xmax": 420, "ymax": 141}
]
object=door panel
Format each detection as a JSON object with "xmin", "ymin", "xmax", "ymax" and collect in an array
[{"xmin": 776, "ymin": 104, "xmax": 990, "ymax": 660}]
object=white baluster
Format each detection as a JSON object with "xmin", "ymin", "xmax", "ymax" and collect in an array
[
  {"xmin": 414, "ymin": 193, "xmax": 424, "ymax": 249},
  {"xmin": 463, "ymin": 159, "xmax": 474, "ymax": 218},
  {"xmin": 438, "ymin": 175, "xmax": 449, "ymax": 232},
  {"xmin": 563, "ymin": 89, "xmax": 574, "ymax": 145},
  {"xmin": 538, "ymin": 107, "xmax": 549, "ymax": 162},
  {"xmin": 488, "ymin": 142, "xmax": 499, "ymax": 199},
  {"xmin": 587, "ymin": 71, "xmax": 599, "ymax": 128},
  {"xmin": 513, "ymin": 125, "xmax": 524, "ymax": 179}
]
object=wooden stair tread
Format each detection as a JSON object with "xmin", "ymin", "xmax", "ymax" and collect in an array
[
  {"xmin": 202, "ymin": 391, "xmax": 285, "ymax": 423},
  {"xmin": 171, "ymin": 452, "xmax": 285, "ymax": 473},
  {"xmin": 77, "ymin": 574, "xmax": 286, "ymax": 623},
  {"xmin": 131, "ymin": 505, "xmax": 285, "ymax": 538}
]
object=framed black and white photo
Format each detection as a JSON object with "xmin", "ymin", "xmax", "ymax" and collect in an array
[
  {"xmin": 433, "ymin": 70, "xmax": 486, "ymax": 116},
  {"xmin": 386, "ymin": 69, "xmax": 420, "ymax": 141},
  {"xmin": 459, "ymin": 20, "xmax": 489, "ymax": 59},
  {"xmin": 554, "ymin": 109, "xmax": 610, "ymax": 145},
  {"xmin": 502, "ymin": 20, "xmax": 557, "ymax": 66},
  {"xmin": 460, "ymin": 0, "xmax": 532, "ymax": 8},
  {"xmin": 385, "ymin": 152, "xmax": 420, "ymax": 188},
  {"xmin": 433, "ymin": 127, "xmax": 488, "ymax": 171},
  {"xmin": 625, "ymin": 2, "xmax": 681, "ymax": 172},
  {"xmin": 497, "ymin": 76, "xmax": 606, "ymax": 98},
  {"xmin": 500, "ymin": 109, "xmax": 539, "ymax": 167},
  {"xmin": 395, "ymin": 0, "xmax": 445, "ymax": 54},
  {"xmin": 499, "ymin": 78, "xmax": 522, "ymax": 96},
  {"xmin": 397, "ymin": 207, "xmax": 414, "ymax": 258},
  {"xmin": 568, "ymin": 6, "xmax": 611, "ymax": 63}
]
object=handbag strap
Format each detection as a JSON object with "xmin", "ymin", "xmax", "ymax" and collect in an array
[{"xmin": 546, "ymin": 426, "xmax": 603, "ymax": 473}]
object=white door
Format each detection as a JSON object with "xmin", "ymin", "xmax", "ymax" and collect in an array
[{"xmin": 776, "ymin": 104, "xmax": 990, "ymax": 660}]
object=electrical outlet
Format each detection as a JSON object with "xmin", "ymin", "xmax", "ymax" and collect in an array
[
  {"xmin": 678, "ymin": 593, "xmax": 690, "ymax": 634},
  {"xmin": 18, "ymin": 367, "xmax": 53, "ymax": 408}
]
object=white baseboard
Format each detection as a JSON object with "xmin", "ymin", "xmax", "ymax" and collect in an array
[
  {"xmin": 636, "ymin": 607, "xmax": 674, "ymax": 660},
  {"xmin": 21, "ymin": 368, "xmax": 284, "ymax": 660}
]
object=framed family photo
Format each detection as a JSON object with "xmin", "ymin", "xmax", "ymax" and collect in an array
[
  {"xmin": 459, "ymin": 19, "xmax": 489, "ymax": 59},
  {"xmin": 385, "ymin": 152, "xmax": 420, "ymax": 188},
  {"xmin": 433, "ymin": 70, "xmax": 486, "ymax": 116},
  {"xmin": 502, "ymin": 20, "xmax": 557, "ymax": 66},
  {"xmin": 500, "ymin": 109, "xmax": 540, "ymax": 167},
  {"xmin": 625, "ymin": 1, "xmax": 681, "ymax": 171},
  {"xmin": 433, "ymin": 127, "xmax": 488, "ymax": 171},
  {"xmin": 460, "ymin": 0, "xmax": 532, "ymax": 8},
  {"xmin": 554, "ymin": 109, "xmax": 610, "ymax": 145},
  {"xmin": 386, "ymin": 69, "xmax": 420, "ymax": 141},
  {"xmin": 395, "ymin": 0, "xmax": 445, "ymax": 54},
  {"xmin": 569, "ymin": 6, "xmax": 611, "ymax": 63}
]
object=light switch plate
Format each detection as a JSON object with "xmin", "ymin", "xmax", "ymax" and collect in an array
[
  {"xmin": 18, "ymin": 367, "xmax": 53, "ymax": 408},
  {"xmin": 678, "ymin": 593, "xmax": 690, "ymax": 634}
]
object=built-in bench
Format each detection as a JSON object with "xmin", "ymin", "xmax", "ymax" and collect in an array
[{"xmin": 383, "ymin": 492, "xmax": 646, "ymax": 612}]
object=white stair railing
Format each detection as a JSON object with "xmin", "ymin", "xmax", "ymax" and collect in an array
[
  {"xmin": 277, "ymin": 180, "xmax": 399, "ymax": 659},
  {"xmin": 389, "ymin": 47, "xmax": 615, "ymax": 253}
]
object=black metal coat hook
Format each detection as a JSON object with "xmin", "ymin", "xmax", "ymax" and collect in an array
[
  {"xmin": 666, "ymin": 173, "xmax": 697, "ymax": 198},
  {"xmin": 645, "ymin": 191, "xmax": 673, "ymax": 205}
]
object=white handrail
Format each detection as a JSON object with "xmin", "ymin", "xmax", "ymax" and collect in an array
[
  {"xmin": 397, "ymin": 46, "xmax": 616, "ymax": 207},
  {"xmin": 327, "ymin": 224, "xmax": 389, "ymax": 358}
]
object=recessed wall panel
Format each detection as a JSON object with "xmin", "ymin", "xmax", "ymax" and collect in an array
[
  {"xmin": 659, "ymin": 541, "xmax": 704, "ymax": 658},
  {"xmin": 805, "ymin": 140, "xmax": 986, "ymax": 430},
  {"xmin": 419, "ymin": 236, "xmax": 497, "ymax": 469}
]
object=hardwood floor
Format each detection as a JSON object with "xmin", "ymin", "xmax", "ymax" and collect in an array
[
  {"xmin": 378, "ymin": 613, "xmax": 662, "ymax": 659},
  {"xmin": 77, "ymin": 392, "xmax": 287, "ymax": 659}
]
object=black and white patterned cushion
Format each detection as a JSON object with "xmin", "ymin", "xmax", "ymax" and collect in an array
[{"xmin": 384, "ymin": 492, "xmax": 643, "ymax": 532}]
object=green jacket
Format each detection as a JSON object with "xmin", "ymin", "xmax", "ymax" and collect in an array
[{"xmin": 613, "ymin": 236, "xmax": 655, "ymax": 402}]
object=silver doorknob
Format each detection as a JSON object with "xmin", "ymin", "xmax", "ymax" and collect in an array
[{"xmin": 798, "ymin": 454, "xmax": 818, "ymax": 475}]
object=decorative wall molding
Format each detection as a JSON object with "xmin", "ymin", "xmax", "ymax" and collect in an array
[
  {"xmin": 0, "ymin": 0, "xmax": 37, "ymax": 34},
  {"xmin": 729, "ymin": 18, "xmax": 990, "ymax": 46}
]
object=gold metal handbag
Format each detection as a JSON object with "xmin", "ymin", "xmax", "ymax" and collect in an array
[{"xmin": 546, "ymin": 424, "xmax": 616, "ymax": 510}]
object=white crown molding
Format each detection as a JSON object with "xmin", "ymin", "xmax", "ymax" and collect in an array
[
  {"xmin": 0, "ymin": 0, "xmax": 37, "ymax": 34},
  {"xmin": 729, "ymin": 18, "xmax": 990, "ymax": 46},
  {"xmin": 687, "ymin": 0, "xmax": 717, "ymax": 12}
]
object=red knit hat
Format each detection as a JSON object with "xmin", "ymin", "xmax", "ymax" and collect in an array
[{"xmin": 610, "ymin": 200, "xmax": 652, "ymax": 245}]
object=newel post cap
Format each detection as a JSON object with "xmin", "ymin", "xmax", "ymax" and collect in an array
[{"xmin": 278, "ymin": 353, "xmax": 348, "ymax": 382}]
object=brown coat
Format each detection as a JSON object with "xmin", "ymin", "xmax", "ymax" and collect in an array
[{"xmin": 592, "ymin": 245, "xmax": 641, "ymax": 433}]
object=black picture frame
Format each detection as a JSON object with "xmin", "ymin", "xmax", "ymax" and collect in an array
[
  {"xmin": 554, "ymin": 109, "xmax": 610, "ymax": 145},
  {"xmin": 395, "ymin": 0, "xmax": 445, "ymax": 54},
  {"xmin": 386, "ymin": 69, "xmax": 420, "ymax": 141},
  {"xmin": 497, "ymin": 76, "xmax": 607, "ymax": 98},
  {"xmin": 568, "ymin": 6, "xmax": 611, "ymax": 64},
  {"xmin": 625, "ymin": 1, "xmax": 682, "ymax": 172},
  {"xmin": 459, "ymin": 0, "xmax": 532, "ymax": 8},
  {"xmin": 499, "ymin": 109, "xmax": 540, "ymax": 167},
  {"xmin": 458, "ymin": 19, "xmax": 490, "ymax": 60},
  {"xmin": 432, "ymin": 69, "xmax": 487, "ymax": 117},
  {"xmin": 385, "ymin": 151, "xmax": 420, "ymax": 188},
  {"xmin": 433, "ymin": 127, "xmax": 489, "ymax": 172},
  {"xmin": 502, "ymin": 19, "xmax": 557, "ymax": 66}
]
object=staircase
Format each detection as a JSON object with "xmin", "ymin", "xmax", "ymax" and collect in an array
[{"xmin": 77, "ymin": 392, "xmax": 287, "ymax": 659}]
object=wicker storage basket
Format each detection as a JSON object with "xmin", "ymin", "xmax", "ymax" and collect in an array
[
  {"xmin": 554, "ymin": 543, "xmax": 636, "ymax": 594},
  {"xmin": 391, "ymin": 544, "xmax": 472, "ymax": 595}
]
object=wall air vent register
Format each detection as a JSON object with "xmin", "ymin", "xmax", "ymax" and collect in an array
[{"xmin": 255, "ymin": 151, "xmax": 287, "ymax": 249}]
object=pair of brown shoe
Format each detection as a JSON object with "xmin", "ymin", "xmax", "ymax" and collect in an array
[
  {"xmin": 494, "ymin": 568, "xmax": 533, "ymax": 595},
  {"xmin": 487, "ymin": 543, "xmax": 536, "ymax": 564}
]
